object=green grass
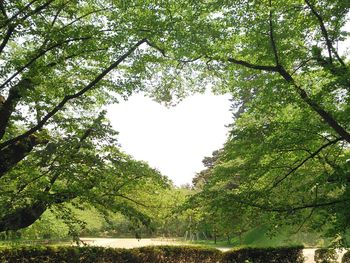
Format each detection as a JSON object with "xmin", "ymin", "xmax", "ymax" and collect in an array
[{"xmin": 187, "ymin": 226, "xmax": 329, "ymax": 249}]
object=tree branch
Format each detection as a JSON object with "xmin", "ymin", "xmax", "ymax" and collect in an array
[
  {"xmin": 0, "ymin": 0, "xmax": 38, "ymax": 28},
  {"xmin": 0, "ymin": 36, "xmax": 93, "ymax": 90},
  {"xmin": 144, "ymin": 39, "xmax": 167, "ymax": 57},
  {"xmin": 0, "ymin": 38, "xmax": 146, "ymax": 151},
  {"xmin": 45, "ymin": 47, "xmax": 109, "ymax": 68},
  {"xmin": 305, "ymin": 0, "xmax": 345, "ymax": 67},
  {"xmin": 223, "ymin": 54, "xmax": 350, "ymax": 143},
  {"xmin": 0, "ymin": 24, "xmax": 14, "ymax": 54},
  {"xmin": 1, "ymin": 0, "xmax": 54, "ymax": 30},
  {"xmin": 270, "ymin": 137, "xmax": 342, "ymax": 189},
  {"xmin": 0, "ymin": 134, "xmax": 48, "ymax": 178},
  {"xmin": 227, "ymin": 57, "xmax": 278, "ymax": 72},
  {"xmin": 59, "ymin": 8, "xmax": 109, "ymax": 32},
  {"xmin": 0, "ymin": 202, "xmax": 47, "ymax": 232},
  {"xmin": 44, "ymin": 115, "xmax": 104, "ymax": 192},
  {"xmin": 227, "ymin": 191, "xmax": 348, "ymax": 213},
  {"xmin": 305, "ymin": 0, "xmax": 333, "ymax": 63},
  {"xmin": 0, "ymin": 79, "xmax": 33, "ymax": 140},
  {"xmin": 0, "ymin": 1, "xmax": 7, "ymax": 18},
  {"xmin": 268, "ymin": 0, "xmax": 279, "ymax": 65},
  {"xmin": 116, "ymin": 194, "xmax": 150, "ymax": 208},
  {"xmin": 0, "ymin": 190, "xmax": 78, "ymax": 232},
  {"xmin": 277, "ymin": 65, "xmax": 350, "ymax": 143}
]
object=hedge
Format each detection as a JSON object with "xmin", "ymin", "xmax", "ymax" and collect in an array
[
  {"xmin": 0, "ymin": 246, "xmax": 137, "ymax": 263},
  {"xmin": 342, "ymin": 250, "xmax": 350, "ymax": 263},
  {"xmin": 0, "ymin": 245, "xmax": 307, "ymax": 263},
  {"xmin": 0, "ymin": 245, "xmax": 222, "ymax": 263},
  {"xmin": 131, "ymin": 246, "xmax": 222, "ymax": 263},
  {"xmin": 314, "ymin": 248, "xmax": 338, "ymax": 263},
  {"xmin": 221, "ymin": 246, "xmax": 305, "ymax": 263}
]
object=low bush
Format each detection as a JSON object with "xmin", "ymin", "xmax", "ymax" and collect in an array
[
  {"xmin": 0, "ymin": 246, "xmax": 137, "ymax": 263},
  {"xmin": 0, "ymin": 245, "xmax": 309, "ymax": 262},
  {"xmin": 0, "ymin": 245, "xmax": 221, "ymax": 263},
  {"xmin": 314, "ymin": 248, "xmax": 338, "ymax": 263},
  {"xmin": 342, "ymin": 250, "xmax": 350, "ymax": 263},
  {"xmin": 222, "ymin": 246, "xmax": 304, "ymax": 263},
  {"xmin": 133, "ymin": 246, "xmax": 222, "ymax": 263}
]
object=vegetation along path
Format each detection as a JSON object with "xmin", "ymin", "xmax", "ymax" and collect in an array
[{"xmin": 80, "ymin": 238, "xmax": 346, "ymax": 263}]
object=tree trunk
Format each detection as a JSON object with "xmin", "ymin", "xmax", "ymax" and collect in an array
[
  {"xmin": 0, "ymin": 202, "xmax": 47, "ymax": 232},
  {"xmin": 0, "ymin": 135, "xmax": 48, "ymax": 178}
]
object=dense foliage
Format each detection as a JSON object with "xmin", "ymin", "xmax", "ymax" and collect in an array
[
  {"xmin": 1, "ymin": 0, "xmax": 350, "ymax": 247},
  {"xmin": 0, "ymin": 0, "xmax": 184, "ymax": 234},
  {"xmin": 222, "ymin": 246, "xmax": 304, "ymax": 263},
  {"xmin": 342, "ymin": 250, "xmax": 350, "ymax": 263},
  {"xmin": 314, "ymin": 248, "xmax": 338, "ymax": 263},
  {"xmin": 0, "ymin": 245, "xmax": 309, "ymax": 263},
  {"xmin": 182, "ymin": 0, "xmax": 350, "ymax": 245},
  {"xmin": 0, "ymin": 245, "xmax": 222, "ymax": 263}
]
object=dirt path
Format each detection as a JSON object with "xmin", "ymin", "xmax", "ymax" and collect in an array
[
  {"xmin": 303, "ymin": 248, "xmax": 346, "ymax": 263},
  {"xmin": 80, "ymin": 237, "xmax": 182, "ymax": 249},
  {"xmin": 80, "ymin": 238, "xmax": 346, "ymax": 263}
]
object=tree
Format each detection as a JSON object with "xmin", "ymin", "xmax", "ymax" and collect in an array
[
  {"xmin": 1, "ymin": 0, "xmax": 350, "ymax": 241},
  {"xmin": 0, "ymin": 0, "xmax": 184, "ymax": 232},
  {"xmin": 188, "ymin": 151, "xmax": 257, "ymax": 244},
  {"xmin": 178, "ymin": 0, "xmax": 350, "ymax": 243},
  {"xmin": 192, "ymin": 150, "xmax": 221, "ymax": 190}
]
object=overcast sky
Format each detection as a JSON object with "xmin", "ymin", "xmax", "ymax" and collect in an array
[{"xmin": 107, "ymin": 92, "xmax": 232, "ymax": 186}]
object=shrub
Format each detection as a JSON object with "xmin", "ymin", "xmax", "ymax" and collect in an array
[
  {"xmin": 314, "ymin": 248, "xmax": 338, "ymax": 263},
  {"xmin": 0, "ymin": 245, "xmax": 310, "ymax": 262},
  {"xmin": 342, "ymin": 250, "xmax": 350, "ymax": 263},
  {"xmin": 0, "ymin": 246, "xmax": 137, "ymax": 263},
  {"xmin": 133, "ymin": 245, "xmax": 222, "ymax": 263},
  {"xmin": 222, "ymin": 246, "xmax": 304, "ymax": 263},
  {"xmin": 0, "ymin": 245, "xmax": 221, "ymax": 263}
]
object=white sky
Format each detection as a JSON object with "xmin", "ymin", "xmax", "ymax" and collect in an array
[
  {"xmin": 106, "ymin": 20, "xmax": 350, "ymax": 187},
  {"xmin": 107, "ymin": 92, "xmax": 232, "ymax": 186}
]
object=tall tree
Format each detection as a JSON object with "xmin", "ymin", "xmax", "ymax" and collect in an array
[
  {"xmin": 177, "ymin": 0, "xmax": 350, "ymax": 242},
  {"xmin": 0, "ymin": 0, "xmax": 181, "ymax": 232}
]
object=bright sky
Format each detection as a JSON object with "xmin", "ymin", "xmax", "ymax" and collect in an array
[
  {"xmin": 107, "ymin": 92, "xmax": 232, "ymax": 186},
  {"xmin": 107, "ymin": 20, "xmax": 350, "ymax": 187}
]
